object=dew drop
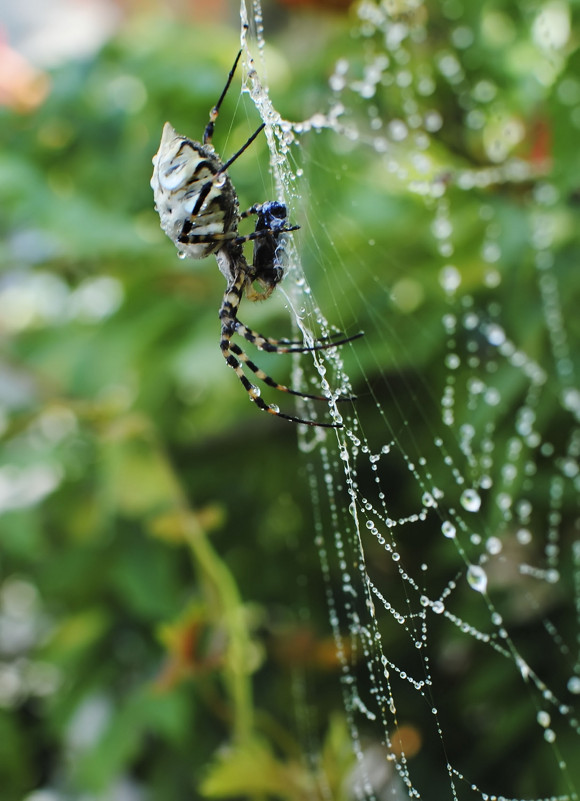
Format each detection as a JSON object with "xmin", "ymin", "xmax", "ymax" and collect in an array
[
  {"xmin": 439, "ymin": 265, "xmax": 461, "ymax": 293},
  {"xmin": 484, "ymin": 387, "xmax": 501, "ymax": 406},
  {"xmin": 460, "ymin": 489, "xmax": 481, "ymax": 512},
  {"xmin": 537, "ymin": 710, "xmax": 551, "ymax": 728},
  {"xmin": 517, "ymin": 656, "xmax": 531, "ymax": 680},
  {"xmin": 486, "ymin": 536, "xmax": 502, "ymax": 555},
  {"xmin": 422, "ymin": 491, "xmax": 436, "ymax": 508},
  {"xmin": 546, "ymin": 569, "xmax": 560, "ymax": 584},
  {"xmin": 467, "ymin": 564, "xmax": 488, "ymax": 593},
  {"xmin": 441, "ymin": 521, "xmax": 456, "ymax": 539},
  {"xmin": 486, "ymin": 323, "xmax": 506, "ymax": 345},
  {"xmin": 388, "ymin": 119, "xmax": 408, "ymax": 141},
  {"xmin": 543, "ymin": 728, "xmax": 556, "ymax": 744},
  {"xmin": 424, "ymin": 110, "xmax": 443, "ymax": 132}
]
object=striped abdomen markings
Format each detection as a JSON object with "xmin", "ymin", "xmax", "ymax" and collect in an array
[{"xmin": 151, "ymin": 123, "xmax": 238, "ymax": 259}]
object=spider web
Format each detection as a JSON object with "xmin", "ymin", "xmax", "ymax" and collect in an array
[{"xmin": 240, "ymin": 1, "xmax": 580, "ymax": 799}]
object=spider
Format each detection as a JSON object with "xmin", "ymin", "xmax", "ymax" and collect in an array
[{"xmin": 151, "ymin": 50, "xmax": 360, "ymax": 427}]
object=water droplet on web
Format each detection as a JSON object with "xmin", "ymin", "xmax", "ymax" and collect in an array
[
  {"xmin": 486, "ymin": 536, "xmax": 502, "ymax": 555},
  {"xmin": 467, "ymin": 565, "xmax": 487, "ymax": 593},
  {"xmin": 567, "ymin": 676, "xmax": 580, "ymax": 695},
  {"xmin": 516, "ymin": 528, "xmax": 532, "ymax": 545},
  {"xmin": 442, "ymin": 314, "xmax": 456, "ymax": 334},
  {"xmin": 561, "ymin": 387, "xmax": 580, "ymax": 414},
  {"xmin": 422, "ymin": 491, "xmax": 436, "ymax": 508},
  {"xmin": 484, "ymin": 388, "xmax": 501, "ymax": 406},
  {"xmin": 546, "ymin": 569, "xmax": 560, "ymax": 584},
  {"xmin": 452, "ymin": 24, "xmax": 474, "ymax": 48},
  {"xmin": 178, "ymin": 251, "xmax": 187, "ymax": 260},
  {"xmin": 486, "ymin": 323, "xmax": 505, "ymax": 345},
  {"xmin": 482, "ymin": 241, "xmax": 501, "ymax": 263},
  {"xmin": 460, "ymin": 489, "xmax": 481, "ymax": 512},
  {"xmin": 388, "ymin": 119, "xmax": 408, "ymax": 141},
  {"xmin": 432, "ymin": 600, "xmax": 445, "ymax": 615},
  {"xmin": 432, "ymin": 217, "xmax": 453, "ymax": 240},
  {"xmin": 441, "ymin": 521, "xmax": 456, "ymax": 538},
  {"xmin": 439, "ymin": 265, "xmax": 461, "ymax": 293},
  {"xmin": 480, "ymin": 475, "xmax": 492, "ymax": 491},
  {"xmin": 424, "ymin": 110, "xmax": 443, "ymax": 132},
  {"xmin": 517, "ymin": 656, "xmax": 531, "ymax": 680},
  {"xmin": 543, "ymin": 729, "xmax": 556, "ymax": 743},
  {"xmin": 561, "ymin": 458, "xmax": 579, "ymax": 477},
  {"xmin": 537, "ymin": 710, "xmax": 551, "ymax": 728}
]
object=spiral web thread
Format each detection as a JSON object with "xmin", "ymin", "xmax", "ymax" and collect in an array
[{"xmin": 240, "ymin": 1, "xmax": 580, "ymax": 798}]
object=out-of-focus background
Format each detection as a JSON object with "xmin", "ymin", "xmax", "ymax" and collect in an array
[{"xmin": 2, "ymin": 0, "xmax": 580, "ymax": 799}]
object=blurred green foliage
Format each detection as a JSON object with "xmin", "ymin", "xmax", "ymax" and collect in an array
[{"xmin": 1, "ymin": 1, "xmax": 579, "ymax": 799}]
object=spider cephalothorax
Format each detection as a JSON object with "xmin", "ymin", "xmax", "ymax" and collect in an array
[
  {"xmin": 151, "ymin": 51, "xmax": 359, "ymax": 427},
  {"xmin": 249, "ymin": 200, "xmax": 288, "ymax": 297}
]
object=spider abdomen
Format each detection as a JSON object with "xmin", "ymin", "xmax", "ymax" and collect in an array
[{"xmin": 151, "ymin": 122, "xmax": 238, "ymax": 260}]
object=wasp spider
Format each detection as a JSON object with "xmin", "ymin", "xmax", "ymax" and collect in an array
[{"xmin": 151, "ymin": 50, "xmax": 359, "ymax": 427}]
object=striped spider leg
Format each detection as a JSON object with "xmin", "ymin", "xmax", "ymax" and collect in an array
[
  {"xmin": 216, "ymin": 240, "xmax": 356, "ymax": 428},
  {"xmin": 151, "ymin": 50, "xmax": 360, "ymax": 427},
  {"xmin": 234, "ymin": 321, "xmax": 364, "ymax": 354}
]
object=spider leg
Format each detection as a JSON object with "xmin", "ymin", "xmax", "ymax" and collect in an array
[
  {"xmin": 239, "ymin": 203, "xmax": 263, "ymax": 219},
  {"xmin": 233, "ymin": 226, "xmax": 300, "ymax": 246},
  {"xmin": 220, "ymin": 124, "xmax": 265, "ymax": 173},
  {"xmin": 228, "ymin": 341, "xmax": 345, "ymax": 402},
  {"xmin": 204, "ymin": 50, "xmax": 243, "ymax": 145},
  {"xmin": 177, "ymin": 231, "xmax": 237, "ymax": 245},
  {"xmin": 202, "ymin": 49, "xmax": 265, "ymax": 171},
  {"xmin": 219, "ymin": 270, "xmax": 343, "ymax": 428},
  {"xmin": 234, "ymin": 320, "xmax": 364, "ymax": 353}
]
